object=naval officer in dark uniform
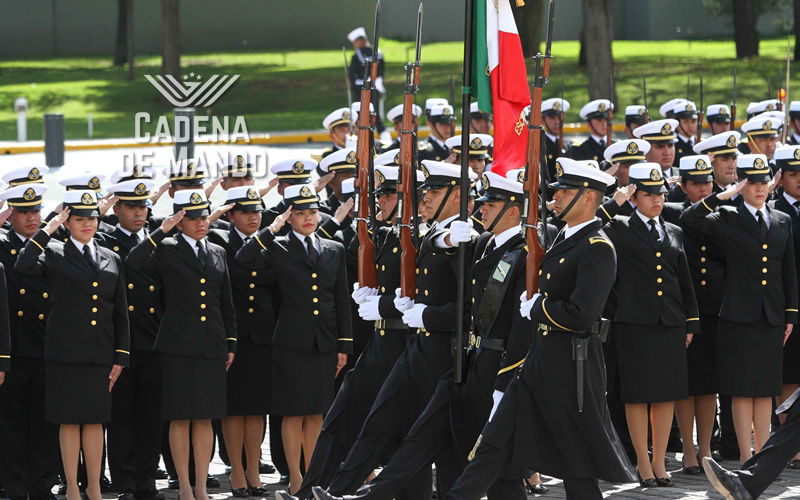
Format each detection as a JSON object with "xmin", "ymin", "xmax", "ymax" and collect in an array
[
  {"xmin": 634, "ymin": 119, "xmax": 679, "ymax": 178},
  {"xmin": 537, "ymin": 98, "xmax": 571, "ymax": 179},
  {"xmin": 706, "ymin": 104, "xmax": 734, "ymax": 136},
  {"xmin": 673, "ymin": 101, "xmax": 700, "ymax": 167},
  {"xmin": 126, "ymin": 189, "xmax": 237, "ymax": 500},
  {"xmin": 420, "ymin": 104, "xmax": 455, "ymax": 162},
  {"xmin": 16, "ymin": 189, "xmax": 130, "ymax": 500},
  {"xmin": 443, "ymin": 158, "xmax": 636, "ymax": 500},
  {"xmin": 571, "ymin": 99, "xmax": 613, "ymax": 162},
  {"xmin": 0, "ymin": 183, "xmax": 60, "ymax": 500}
]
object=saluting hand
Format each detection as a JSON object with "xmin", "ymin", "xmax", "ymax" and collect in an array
[
  {"xmin": 226, "ymin": 352, "xmax": 235, "ymax": 372},
  {"xmin": 785, "ymin": 324, "xmax": 793, "ymax": 346},
  {"xmin": 150, "ymin": 181, "xmax": 171, "ymax": 205},
  {"xmin": 269, "ymin": 206, "xmax": 292, "ymax": 234},
  {"xmin": 43, "ymin": 207, "xmax": 70, "ymax": 235},
  {"xmin": 769, "ymin": 168, "xmax": 782, "ymax": 195},
  {"xmin": 613, "ymin": 184, "xmax": 636, "ymax": 206},
  {"xmin": 204, "ymin": 178, "xmax": 224, "ymax": 199},
  {"xmin": 108, "ymin": 364, "xmax": 123, "ymax": 392},
  {"xmin": 0, "ymin": 206, "xmax": 14, "ymax": 227},
  {"xmin": 209, "ymin": 203, "xmax": 235, "ymax": 224},
  {"xmin": 313, "ymin": 173, "xmax": 335, "ymax": 193},
  {"xmin": 335, "ymin": 353, "xmax": 347, "ymax": 378},
  {"xmin": 98, "ymin": 193, "xmax": 119, "ymax": 216},
  {"xmin": 718, "ymin": 179, "xmax": 747, "ymax": 201},
  {"xmin": 258, "ymin": 177, "xmax": 280, "ymax": 198},
  {"xmin": 334, "ymin": 197, "xmax": 355, "ymax": 224},
  {"xmin": 160, "ymin": 209, "xmax": 185, "ymax": 233}
]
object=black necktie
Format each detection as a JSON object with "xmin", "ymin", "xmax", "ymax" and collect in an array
[
  {"xmin": 482, "ymin": 238, "xmax": 496, "ymax": 258},
  {"xmin": 83, "ymin": 245, "xmax": 96, "ymax": 272},
  {"xmin": 305, "ymin": 236, "xmax": 319, "ymax": 266},
  {"xmin": 245, "ymin": 236, "xmax": 252, "ymax": 244},
  {"xmin": 599, "ymin": 139, "xmax": 605, "ymax": 148},
  {"xmin": 757, "ymin": 211, "xmax": 768, "ymax": 241},
  {"xmin": 648, "ymin": 220, "xmax": 660, "ymax": 242},
  {"xmin": 793, "ymin": 201, "xmax": 800, "ymax": 214},
  {"xmin": 196, "ymin": 242, "xmax": 207, "ymax": 267}
]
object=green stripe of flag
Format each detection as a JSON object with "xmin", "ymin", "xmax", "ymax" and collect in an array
[{"xmin": 471, "ymin": 0, "xmax": 491, "ymax": 114}]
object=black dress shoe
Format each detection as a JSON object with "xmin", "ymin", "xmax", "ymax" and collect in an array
[
  {"xmin": 278, "ymin": 475, "xmax": 290, "ymax": 485},
  {"xmin": 655, "ymin": 477, "xmax": 674, "ymax": 487},
  {"xmin": 154, "ymin": 468, "xmax": 169, "ymax": 480},
  {"xmin": 100, "ymin": 476, "xmax": 115, "ymax": 493},
  {"xmin": 206, "ymin": 476, "xmax": 220, "ymax": 488},
  {"xmin": 258, "ymin": 462, "xmax": 276, "ymax": 474},
  {"xmin": 702, "ymin": 457, "xmax": 754, "ymax": 500},
  {"xmin": 135, "ymin": 488, "xmax": 165, "ymax": 500},
  {"xmin": 681, "ymin": 465, "xmax": 703, "ymax": 475},
  {"xmin": 788, "ymin": 459, "xmax": 800, "ymax": 469},
  {"xmin": 637, "ymin": 472, "xmax": 657, "ymax": 488},
  {"xmin": 230, "ymin": 487, "xmax": 249, "ymax": 498},
  {"xmin": 526, "ymin": 482, "xmax": 549, "ymax": 494},
  {"xmin": 58, "ymin": 482, "xmax": 68, "ymax": 495},
  {"xmin": 118, "ymin": 492, "xmax": 137, "ymax": 500},
  {"xmin": 275, "ymin": 491, "xmax": 298, "ymax": 500},
  {"xmin": 248, "ymin": 486, "xmax": 269, "ymax": 497},
  {"xmin": 311, "ymin": 487, "xmax": 343, "ymax": 500},
  {"xmin": 167, "ymin": 479, "xmax": 179, "ymax": 491}
]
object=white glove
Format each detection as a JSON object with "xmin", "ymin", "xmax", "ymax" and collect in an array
[
  {"xmin": 489, "ymin": 390, "xmax": 504, "ymax": 422},
  {"xmin": 352, "ymin": 283, "xmax": 379, "ymax": 305},
  {"xmin": 448, "ymin": 220, "xmax": 473, "ymax": 245},
  {"xmin": 393, "ymin": 288, "xmax": 415, "ymax": 312},
  {"xmin": 358, "ymin": 296, "xmax": 383, "ymax": 321},
  {"xmin": 519, "ymin": 291, "xmax": 542, "ymax": 320},
  {"xmin": 402, "ymin": 303, "xmax": 428, "ymax": 329}
]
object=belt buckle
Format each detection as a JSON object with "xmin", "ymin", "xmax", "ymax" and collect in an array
[{"xmin": 469, "ymin": 333, "xmax": 477, "ymax": 347}]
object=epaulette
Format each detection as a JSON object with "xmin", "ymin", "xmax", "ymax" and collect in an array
[
  {"xmin": 311, "ymin": 153, "xmax": 323, "ymax": 162},
  {"xmin": 417, "ymin": 142, "xmax": 429, "ymax": 151},
  {"xmin": 589, "ymin": 236, "xmax": 612, "ymax": 247}
]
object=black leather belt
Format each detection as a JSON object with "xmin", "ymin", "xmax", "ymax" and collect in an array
[
  {"xmin": 375, "ymin": 319, "xmax": 406, "ymax": 330},
  {"xmin": 468, "ymin": 333, "xmax": 506, "ymax": 351}
]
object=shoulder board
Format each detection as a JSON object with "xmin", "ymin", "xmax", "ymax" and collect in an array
[
  {"xmin": 589, "ymin": 236, "xmax": 613, "ymax": 247},
  {"xmin": 311, "ymin": 153, "xmax": 323, "ymax": 162}
]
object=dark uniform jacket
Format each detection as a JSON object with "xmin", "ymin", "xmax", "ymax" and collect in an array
[
  {"xmin": 126, "ymin": 229, "xmax": 237, "ymax": 359},
  {"xmin": 0, "ymin": 232, "xmax": 50, "ymax": 360},
  {"xmin": 208, "ymin": 228, "xmax": 278, "ymax": 345},
  {"xmin": 419, "ymin": 137, "xmax": 450, "ymax": 162},
  {"xmin": 17, "ymin": 230, "xmax": 130, "ymax": 367},
  {"xmin": 262, "ymin": 199, "xmax": 335, "ymax": 237},
  {"xmin": 680, "ymin": 196, "xmax": 799, "ymax": 326},
  {"xmin": 677, "ymin": 199, "xmax": 725, "ymax": 316},
  {"xmin": 544, "ymin": 134, "xmax": 570, "ymax": 180},
  {"xmin": 0, "ymin": 266, "xmax": 10, "ymax": 372},
  {"xmin": 570, "ymin": 136, "xmax": 606, "ymax": 162},
  {"xmin": 673, "ymin": 135, "xmax": 696, "ymax": 167},
  {"xmin": 95, "ymin": 229, "xmax": 162, "ymax": 352},
  {"xmin": 236, "ymin": 229, "xmax": 352, "ymax": 354}
]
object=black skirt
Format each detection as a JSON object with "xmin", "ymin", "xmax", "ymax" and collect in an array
[
  {"xmin": 272, "ymin": 345, "xmax": 337, "ymax": 416},
  {"xmin": 46, "ymin": 361, "xmax": 111, "ymax": 424},
  {"xmin": 718, "ymin": 318, "xmax": 783, "ymax": 398},
  {"xmin": 227, "ymin": 338, "xmax": 272, "ymax": 416},
  {"xmin": 687, "ymin": 314, "xmax": 720, "ymax": 396},
  {"xmin": 616, "ymin": 323, "xmax": 688, "ymax": 404},
  {"xmin": 160, "ymin": 353, "xmax": 227, "ymax": 421},
  {"xmin": 783, "ymin": 325, "xmax": 800, "ymax": 384}
]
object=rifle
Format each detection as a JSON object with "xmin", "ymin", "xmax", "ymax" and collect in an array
[
  {"xmin": 779, "ymin": 67, "xmax": 784, "ymax": 112},
  {"xmin": 732, "ymin": 68, "xmax": 737, "ymax": 126},
  {"xmin": 344, "ymin": 46, "xmax": 353, "ymax": 136},
  {"xmin": 397, "ymin": 4, "xmax": 423, "ymax": 299},
  {"xmin": 643, "ymin": 76, "xmax": 650, "ymax": 121},
  {"xmin": 607, "ymin": 71, "xmax": 614, "ymax": 147},
  {"xmin": 558, "ymin": 73, "xmax": 565, "ymax": 154},
  {"xmin": 354, "ymin": 1, "xmax": 381, "ymax": 289},
  {"xmin": 450, "ymin": 74, "xmax": 457, "ymax": 136},
  {"xmin": 697, "ymin": 75, "xmax": 704, "ymax": 143},
  {"xmin": 784, "ymin": 36, "xmax": 791, "ymax": 144},
  {"xmin": 686, "ymin": 74, "xmax": 690, "ymax": 100},
  {"xmin": 523, "ymin": 0, "xmax": 554, "ymax": 300},
  {"xmin": 768, "ymin": 76, "xmax": 773, "ymax": 102}
]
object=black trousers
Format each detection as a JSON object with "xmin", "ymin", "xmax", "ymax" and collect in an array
[
  {"xmin": 108, "ymin": 351, "xmax": 162, "ymax": 494},
  {"xmin": 444, "ymin": 434, "xmax": 600, "ymax": 500},
  {"xmin": 0, "ymin": 357, "xmax": 59, "ymax": 498},
  {"xmin": 736, "ymin": 395, "xmax": 800, "ymax": 498}
]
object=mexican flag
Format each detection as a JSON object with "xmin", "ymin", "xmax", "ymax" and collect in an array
[{"xmin": 472, "ymin": 0, "xmax": 531, "ymax": 177}]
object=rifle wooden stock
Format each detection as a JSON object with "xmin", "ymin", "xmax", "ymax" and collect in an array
[
  {"xmin": 398, "ymin": 63, "xmax": 420, "ymax": 298},
  {"xmin": 356, "ymin": 81, "xmax": 378, "ymax": 289},
  {"xmin": 524, "ymin": 63, "xmax": 548, "ymax": 301}
]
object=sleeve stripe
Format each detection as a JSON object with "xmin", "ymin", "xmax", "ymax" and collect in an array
[
  {"xmin": 31, "ymin": 239, "xmax": 45, "ymax": 251},
  {"xmin": 701, "ymin": 199, "xmax": 712, "ymax": 211},
  {"xmin": 787, "ymin": 309, "xmax": 798, "ymax": 312},
  {"xmin": 115, "ymin": 349, "xmax": 130, "ymax": 355},
  {"xmin": 541, "ymin": 299, "xmax": 573, "ymax": 331},
  {"xmin": 600, "ymin": 205, "xmax": 612, "ymax": 219},
  {"xmin": 0, "ymin": 355, "xmax": 10, "ymax": 358},
  {"xmin": 498, "ymin": 358, "xmax": 525, "ymax": 375},
  {"xmin": 338, "ymin": 338, "xmax": 354, "ymax": 341},
  {"xmin": 255, "ymin": 235, "xmax": 267, "ymax": 250},
  {"xmin": 148, "ymin": 236, "xmax": 158, "ymax": 248},
  {"xmin": 226, "ymin": 338, "xmax": 237, "ymax": 341},
  {"xmin": 319, "ymin": 226, "xmax": 333, "ymax": 238},
  {"xmin": 686, "ymin": 317, "xmax": 700, "ymax": 322}
]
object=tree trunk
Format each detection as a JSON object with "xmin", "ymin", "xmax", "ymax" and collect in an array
[
  {"xmin": 578, "ymin": 27, "xmax": 587, "ymax": 68},
  {"xmin": 733, "ymin": 0, "xmax": 759, "ymax": 59},
  {"xmin": 794, "ymin": 0, "xmax": 800, "ymax": 61},
  {"xmin": 113, "ymin": 0, "xmax": 128, "ymax": 66},
  {"xmin": 582, "ymin": 0, "xmax": 614, "ymax": 101},
  {"xmin": 513, "ymin": 0, "xmax": 546, "ymax": 58},
  {"xmin": 126, "ymin": 0, "xmax": 135, "ymax": 81},
  {"xmin": 161, "ymin": 0, "xmax": 181, "ymax": 78}
]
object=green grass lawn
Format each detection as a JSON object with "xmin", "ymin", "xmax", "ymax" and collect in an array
[{"xmin": 0, "ymin": 37, "xmax": 796, "ymax": 141}]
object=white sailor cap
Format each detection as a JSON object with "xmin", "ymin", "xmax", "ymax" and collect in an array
[
  {"xmin": 319, "ymin": 148, "xmax": 358, "ymax": 173},
  {"xmin": 633, "ymin": 119, "xmax": 679, "ymax": 143},
  {"xmin": 542, "ymin": 97, "xmax": 570, "ymax": 116},
  {"xmin": 761, "ymin": 110, "xmax": 785, "ymax": 123},
  {"xmin": 746, "ymin": 99, "xmax": 779, "ymax": 117},
  {"xmin": 790, "ymin": 101, "xmax": 800, "ymax": 116},
  {"xmin": 550, "ymin": 157, "xmax": 615, "ymax": 193},
  {"xmin": 579, "ymin": 99, "xmax": 613, "ymax": 120},
  {"xmin": 505, "ymin": 168, "xmax": 526, "ymax": 184},
  {"xmin": 693, "ymin": 131, "xmax": 741, "ymax": 156},
  {"xmin": 679, "ymin": 155, "xmax": 714, "ymax": 182},
  {"xmin": 470, "ymin": 101, "xmax": 492, "ymax": 117},
  {"xmin": 351, "ymin": 102, "xmax": 375, "ymax": 118},
  {"xmin": 774, "ymin": 146, "xmax": 800, "ymax": 171},
  {"xmin": 63, "ymin": 189, "xmax": 100, "ymax": 217},
  {"xmin": 425, "ymin": 98, "xmax": 449, "ymax": 111},
  {"xmin": 445, "ymin": 134, "xmax": 493, "ymax": 158},
  {"xmin": 477, "ymin": 172, "xmax": 523, "ymax": 202},
  {"xmin": 736, "ymin": 154, "xmax": 772, "ymax": 182},
  {"xmin": 419, "ymin": 160, "xmax": 477, "ymax": 189},
  {"xmin": 375, "ymin": 149, "xmax": 401, "ymax": 167},
  {"xmin": 429, "ymin": 104, "xmax": 455, "ymax": 121},
  {"xmin": 283, "ymin": 184, "xmax": 320, "ymax": 209},
  {"xmin": 741, "ymin": 115, "xmax": 781, "ymax": 137},
  {"xmin": 673, "ymin": 100, "xmax": 699, "ymax": 119},
  {"xmin": 387, "ymin": 103, "xmax": 422, "ymax": 123},
  {"xmin": 706, "ymin": 104, "xmax": 732, "ymax": 123},
  {"xmin": 2, "ymin": 165, "xmax": 48, "ymax": 187},
  {"xmin": 173, "ymin": 189, "xmax": 210, "ymax": 217},
  {"xmin": 59, "ymin": 173, "xmax": 106, "ymax": 192},
  {"xmin": 163, "ymin": 158, "xmax": 207, "ymax": 186},
  {"xmin": 218, "ymin": 152, "xmax": 255, "ymax": 177},
  {"xmin": 624, "ymin": 105, "xmax": 649, "ymax": 125},
  {"xmin": 347, "ymin": 27, "xmax": 367, "ymax": 43},
  {"xmin": 374, "ymin": 165, "xmax": 399, "ymax": 194},
  {"xmin": 604, "ymin": 139, "xmax": 650, "ymax": 163},
  {"xmin": 109, "ymin": 165, "xmax": 155, "ymax": 185},
  {"xmin": 107, "ymin": 179, "xmax": 156, "ymax": 206},
  {"xmin": 659, "ymin": 98, "xmax": 687, "ymax": 118},
  {"xmin": 0, "ymin": 184, "xmax": 48, "ymax": 210},
  {"xmin": 269, "ymin": 158, "xmax": 315, "ymax": 182},
  {"xmin": 628, "ymin": 163, "xmax": 668, "ymax": 194},
  {"xmin": 341, "ymin": 178, "xmax": 355, "ymax": 199},
  {"xmin": 322, "ymin": 107, "xmax": 353, "ymax": 130}
]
